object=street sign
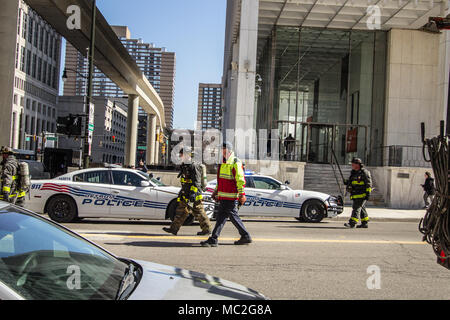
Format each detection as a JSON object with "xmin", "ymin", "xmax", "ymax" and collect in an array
[
  {"xmin": 87, "ymin": 102, "xmax": 95, "ymax": 155},
  {"xmin": 138, "ymin": 146, "xmax": 147, "ymax": 150},
  {"xmin": 47, "ymin": 137, "xmax": 57, "ymax": 141}
]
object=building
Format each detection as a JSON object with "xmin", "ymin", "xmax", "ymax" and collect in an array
[
  {"xmin": 221, "ymin": 0, "xmax": 450, "ymax": 209},
  {"xmin": 197, "ymin": 83, "xmax": 223, "ymax": 130},
  {"xmin": 222, "ymin": 0, "xmax": 449, "ymax": 166},
  {"xmin": 63, "ymin": 26, "xmax": 176, "ymax": 164},
  {"xmin": 57, "ymin": 96, "xmax": 128, "ymax": 165},
  {"xmin": 0, "ymin": 0, "xmax": 61, "ymax": 150}
]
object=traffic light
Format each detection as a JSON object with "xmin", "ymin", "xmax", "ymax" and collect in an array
[{"xmin": 112, "ymin": 135, "xmax": 116, "ymax": 143}]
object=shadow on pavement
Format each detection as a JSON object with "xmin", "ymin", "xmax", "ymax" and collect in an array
[
  {"xmin": 103, "ymin": 241, "xmax": 241, "ymax": 248},
  {"xmin": 276, "ymin": 225, "xmax": 348, "ymax": 230}
]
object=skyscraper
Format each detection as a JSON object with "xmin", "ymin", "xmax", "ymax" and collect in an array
[
  {"xmin": 197, "ymin": 83, "xmax": 222, "ymax": 130},
  {"xmin": 0, "ymin": 0, "xmax": 62, "ymax": 150}
]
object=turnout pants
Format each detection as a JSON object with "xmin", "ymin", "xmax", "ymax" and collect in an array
[
  {"xmin": 210, "ymin": 200, "xmax": 251, "ymax": 243},
  {"xmin": 171, "ymin": 200, "xmax": 211, "ymax": 233},
  {"xmin": 350, "ymin": 198, "xmax": 369, "ymax": 225}
]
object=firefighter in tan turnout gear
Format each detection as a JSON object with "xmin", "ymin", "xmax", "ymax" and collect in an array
[
  {"xmin": 1, "ymin": 147, "xmax": 30, "ymax": 207},
  {"xmin": 162, "ymin": 147, "xmax": 212, "ymax": 236}
]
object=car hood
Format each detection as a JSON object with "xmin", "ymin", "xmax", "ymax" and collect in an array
[
  {"xmin": 154, "ymin": 186, "xmax": 180, "ymax": 195},
  {"xmin": 128, "ymin": 260, "xmax": 266, "ymax": 300},
  {"xmin": 294, "ymin": 189, "xmax": 333, "ymax": 201}
]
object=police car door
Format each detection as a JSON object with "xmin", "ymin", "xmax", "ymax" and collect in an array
[
  {"xmin": 251, "ymin": 176, "xmax": 296, "ymax": 216},
  {"xmin": 239, "ymin": 176, "xmax": 255, "ymax": 215},
  {"xmin": 71, "ymin": 170, "xmax": 112, "ymax": 217},
  {"xmin": 109, "ymin": 170, "xmax": 158, "ymax": 219}
]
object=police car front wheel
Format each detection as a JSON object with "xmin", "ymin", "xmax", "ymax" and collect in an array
[
  {"xmin": 300, "ymin": 200, "xmax": 325, "ymax": 223},
  {"xmin": 47, "ymin": 195, "xmax": 78, "ymax": 223}
]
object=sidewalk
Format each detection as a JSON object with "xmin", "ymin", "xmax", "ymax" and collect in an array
[{"xmin": 335, "ymin": 206, "xmax": 426, "ymax": 222}]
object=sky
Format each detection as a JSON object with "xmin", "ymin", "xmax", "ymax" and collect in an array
[{"xmin": 66, "ymin": 0, "xmax": 227, "ymax": 130}]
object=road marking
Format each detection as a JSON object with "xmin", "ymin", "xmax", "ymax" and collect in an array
[{"xmin": 78, "ymin": 232, "xmax": 426, "ymax": 245}]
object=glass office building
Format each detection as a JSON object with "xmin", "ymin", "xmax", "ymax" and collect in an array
[
  {"xmin": 256, "ymin": 27, "xmax": 387, "ymax": 165},
  {"xmin": 222, "ymin": 0, "xmax": 449, "ymax": 167}
]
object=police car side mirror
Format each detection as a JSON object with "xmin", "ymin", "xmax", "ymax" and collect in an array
[
  {"xmin": 149, "ymin": 173, "xmax": 154, "ymax": 179},
  {"xmin": 285, "ymin": 180, "xmax": 290, "ymax": 185},
  {"xmin": 140, "ymin": 180, "xmax": 151, "ymax": 187}
]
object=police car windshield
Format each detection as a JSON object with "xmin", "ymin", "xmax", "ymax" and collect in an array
[{"xmin": 136, "ymin": 171, "xmax": 166, "ymax": 187}]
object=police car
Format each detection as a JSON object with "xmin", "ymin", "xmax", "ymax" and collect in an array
[
  {"xmin": 204, "ymin": 171, "xmax": 343, "ymax": 223},
  {"xmin": 25, "ymin": 167, "xmax": 215, "ymax": 224}
]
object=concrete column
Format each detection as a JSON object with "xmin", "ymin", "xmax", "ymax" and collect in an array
[
  {"xmin": 146, "ymin": 113, "xmax": 156, "ymax": 164},
  {"xmin": 438, "ymin": 3, "xmax": 450, "ymax": 130},
  {"xmin": 125, "ymin": 94, "xmax": 139, "ymax": 167},
  {"xmin": 232, "ymin": 0, "xmax": 259, "ymax": 159},
  {"xmin": 0, "ymin": 1, "xmax": 18, "ymax": 147},
  {"xmin": 155, "ymin": 126, "xmax": 160, "ymax": 165}
]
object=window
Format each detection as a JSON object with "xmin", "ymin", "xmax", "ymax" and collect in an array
[
  {"xmin": 73, "ymin": 170, "xmax": 110, "ymax": 184},
  {"xmin": 34, "ymin": 23, "xmax": 39, "ymax": 47},
  {"xmin": 20, "ymin": 47, "xmax": 26, "ymax": 72},
  {"xmin": 252, "ymin": 177, "xmax": 281, "ymax": 190},
  {"xmin": 28, "ymin": 18, "xmax": 33, "ymax": 43},
  {"xmin": 26, "ymin": 50, "xmax": 31, "ymax": 75},
  {"xmin": 0, "ymin": 207, "xmax": 127, "ymax": 300},
  {"xmin": 37, "ymin": 58, "xmax": 42, "ymax": 81},
  {"xmin": 32, "ymin": 54, "xmax": 37, "ymax": 78},
  {"xmin": 39, "ymin": 26, "xmax": 43, "ymax": 51},
  {"xmin": 112, "ymin": 171, "xmax": 143, "ymax": 187}
]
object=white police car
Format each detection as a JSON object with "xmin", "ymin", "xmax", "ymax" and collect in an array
[
  {"xmin": 204, "ymin": 171, "xmax": 343, "ymax": 223},
  {"xmin": 25, "ymin": 167, "xmax": 215, "ymax": 224}
]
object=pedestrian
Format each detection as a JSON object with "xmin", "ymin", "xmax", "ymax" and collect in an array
[
  {"xmin": 137, "ymin": 159, "xmax": 148, "ymax": 173},
  {"xmin": 1, "ymin": 147, "xmax": 28, "ymax": 207},
  {"xmin": 344, "ymin": 157, "xmax": 372, "ymax": 229},
  {"xmin": 284, "ymin": 134, "xmax": 295, "ymax": 161},
  {"xmin": 201, "ymin": 142, "xmax": 252, "ymax": 247},
  {"xmin": 421, "ymin": 171, "xmax": 436, "ymax": 209},
  {"xmin": 163, "ymin": 147, "xmax": 211, "ymax": 236}
]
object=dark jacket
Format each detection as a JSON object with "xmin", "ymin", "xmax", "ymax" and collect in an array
[
  {"xmin": 1, "ymin": 155, "xmax": 20, "ymax": 200},
  {"xmin": 423, "ymin": 177, "xmax": 436, "ymax": 195},
  {"xmin": 346, "ymin": 167, "xmax": 373, "ymax": 200}
]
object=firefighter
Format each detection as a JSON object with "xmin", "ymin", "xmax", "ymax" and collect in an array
[
  {"xmin": 344, "ymin": 157, "xmax": 372, "ymax": 229},
  {"xmin": 1, "ymin": 147, "xmax": 27, "ymax": 207},
  {"xmin": 162, "ymin": 147, "xmax": 212, "ymax": 236},
  {"xmin": 200, "ymin": 142, "xmax": 252, "ymax": 247}
]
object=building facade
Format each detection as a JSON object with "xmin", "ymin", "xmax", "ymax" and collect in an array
[
  {"xmin": 0, "ymin": 0, "xmax": 61, "ymax": 151},
  {"xmin": 57, "ymin": 96, "xmax": 128, "ymax": 165},
  {"xmin": 197, "ymin": 83, "xmax": 223, "ymax": 130},
  {"xmin": 222, "ymin": 0, "xmax": 450, "ymax": 167}
]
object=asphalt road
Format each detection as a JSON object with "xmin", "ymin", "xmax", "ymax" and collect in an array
[{"xmin": 61, "ymin": 216, "xmax": 450, "ymax": 300}]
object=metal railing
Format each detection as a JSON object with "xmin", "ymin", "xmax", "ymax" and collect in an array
[{"xmin": 378, "ymin": 145, "xmax": 431, "ymax": 168}]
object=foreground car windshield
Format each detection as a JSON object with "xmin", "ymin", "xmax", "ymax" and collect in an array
[{"xmin": 0, "ymin": 206, "xmax": 127, "ymax": 300}]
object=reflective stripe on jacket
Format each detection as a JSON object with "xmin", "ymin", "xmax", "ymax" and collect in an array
[{"xmin": 215, "ymin": 152, "xmax": 245, "ymax": 201}]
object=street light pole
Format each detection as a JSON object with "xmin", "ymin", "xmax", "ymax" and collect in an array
[{"xmin": 84, "ymin": 0, "xmax": 97, "ymax": 169}]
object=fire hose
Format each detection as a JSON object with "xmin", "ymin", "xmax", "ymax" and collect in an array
[{"xmin": 418, "ymin": 121, "xmax": 450, "ymax": 268}]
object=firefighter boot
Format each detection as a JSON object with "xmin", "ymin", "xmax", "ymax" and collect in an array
[
  {"xmin": 162, "ymin": 227, "xmax": 178, "ymax": 236},
  {"xmin": 356, "ymin": 222, "xmax": 368, "ymax": 229},
  {"xmin": 344, "ymin": 221, "xmax": 356, "ymax": 228}
]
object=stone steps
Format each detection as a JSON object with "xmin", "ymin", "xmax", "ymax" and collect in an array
[{"xmin": 304, "ymin": 163, "xmax": 386, "ymax": 207}]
